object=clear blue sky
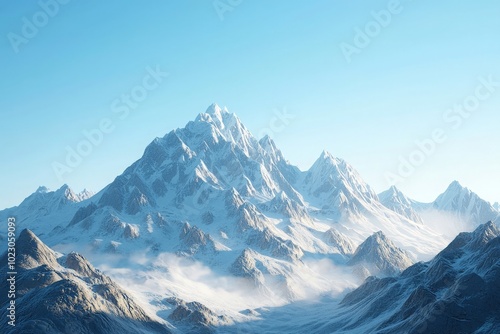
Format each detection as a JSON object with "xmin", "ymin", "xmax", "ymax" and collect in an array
[{"xmin": 1, "ymin": 0, "xmax": 499, "ymax": 209}]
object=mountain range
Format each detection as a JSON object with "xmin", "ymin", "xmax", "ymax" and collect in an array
[
  {"xmin": 0, "ymin": 229, "xmax": 171, "ymax": 334},
  {"xmin": 1, "ymin": 104, "xmax": 499, "ymax": 333},
  {"xmin": 225, "ymin": 221, "xmax": 500, "ymax": 333}
]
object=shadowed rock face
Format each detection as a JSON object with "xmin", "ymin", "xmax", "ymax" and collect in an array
[
  {"xmin": 13, "ymin": 229, "xmax": 60, "ymax": 269},
  {"xmin": 0, "ymin": 229, "xmax": 171, "ymax": 334},
  {"xmin": 336, "ymin": 222, "xmax": 500, "ymax": 334},
  {"xmin": 165, "ymin": 297, "xmax": 229, "ymax": 334},
  {"xmin": 348, "ymin": 231, "xmax": 414, "ymax": 278}
]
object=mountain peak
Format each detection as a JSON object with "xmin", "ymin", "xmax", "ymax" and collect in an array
[
  {"xmin": 312, "ymin": 151, "xmax": 346, "ymax": 171},
  {"xmin": 380, "ymin": 185, "xmax": 404, "ymax": 199},
  {"xmin": 205, "ymin": 103, "xmax": 224, "ymax": 115},
  {"xmin": 199, "ymin": 103, "xmax": 231, "ymax": 128},
  {"xmin": 389, "ymin": 185, "xmax": 401, "ymax": 193},
  {"xmin": 378, "ymin": 186, "xmax": 423, "ymax": 224},
  {"xmin": 349, "ymin": 231, "xmax": 413, "ymax": 277},
  {"xmin": 305, "ymin": 151, "xmax": 377, "ymax": 212},
  {"xmin": 366, "ymin": 230, "xmax": 388, "ymax": 245},
  {"xmin": 447, "ymin": 180, "xmax": 467, "ymax": 192},
  {"xmin": 15, "ymin": 228, "xmax": 59, "ymax": 269},
  {"xmin": 193, "ymin": 104, "xmax": 257, "ymax": 156},
  {"xmin": 36, "ymin": 186, "xmax": 49, "ymax": 193},
  {"xmin": 259, "ymin": 135, "xmax": 285, "ymax": 163},
  {"xmin": 433, "ymin": 181, "xmax": 497, "ymax": 226},
  {"xmin": 55, "ymin": 184, "xmax": 92, "ymax": 202},
  {"xmin": 320, "ymin": 150, "xmax": 336, "ymax": 161},
  {"xmin": 259, "ymin": 134, "xmax": 273, "ymax": 146},
  {"xmin": 467, "ymin": 221, "xmax": 500, "ymax": 250},
  {"xmin": 440, "ymin": 221, "xmax": 500, "ymax": 256},
  {"xmin": 18, "ymin": 228, "xmax": 38, "ymax": 243}
]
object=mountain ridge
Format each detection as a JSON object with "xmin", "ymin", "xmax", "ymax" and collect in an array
[
  {"xmin": 0, "ymin": 104, "xmax": 497, "ymax": 332},
  {"xmin": 0, "ymin": 229, "xmax": 173, "ymax": 334}
]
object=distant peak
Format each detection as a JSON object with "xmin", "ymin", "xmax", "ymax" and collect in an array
[
  {"xmin": 259, "ymin": 134, "xmax": 272, "ymax": 144},
  {"xmin": 353, "ymin": 231, "xmax": 400, "ymax": 258},
  {"xmin": 321, "ymin": 150, "xmax": 333, "ymax": 159},
  {"xmin": 357, "ymin": 231, "xmax": 390, "ymax": 249},
  {"xmin": 371, "ymin": 231, "xmax": 387, "ymax": 241},
  {"xmin": 314, "ymin": 151, "xmax": 347, "ymax": 170},
  {"xmin": 58, "ymin": 184, "xmax": 71, "ymax": 191},
  {"xmin": 385, "ymin": 185, "xmax": 404, "ymax": 197},
  {"xmin": 56, "ymin": 184, "xmax": 75, "ymax": 196},
  {"xmin": 449, "ymin": 180, "xmax": 464, "ymax": 189},
  {"xmin": 443, "ymin": 180, "xmax": 470, "ymax": 196},
  {"xmin": 319, "ymin": 150, "xmax": 345, "ymax": 163},
  {"xmin": 36, "ymin": 186, "xmax": 49, "ymax": 193},
  {"xmin": 389, "ymin": 185, "xmax": 399, "ymax": 192},
  {"xmin": 259, "ymin": 135, "xmax": 279, "ymax": 152}
]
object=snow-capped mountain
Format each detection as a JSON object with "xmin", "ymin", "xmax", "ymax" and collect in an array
[
  {"xmin": 235, "ymin": 221, "xmax": 500, "ymax": 333},
  {"xmin": 335, "ymin": 221, "xmax": 500, "ymax": 334},
  {"xmin": 0, "ymin": 229, "xmax": 172, "ymax": 334},
  {"xmin": 379, "ymin": 186, "xmax": 423, "ymax": 224},
  {"xmin": 9, "ymin": 184, "xmax": 92, "ymax": 216},
  {"xmin": 302, "ymin": 151, "xmax": 379, "ymax": 218},
  {"xmin": 432, "ymin": 181, "xmax": 498, "ymax": 226},
  {"xmin": 494, "ymin": 202, "xmax": 499, "ymax": 211},
  {"xmin": 166, "ymin": 297, "xmax": 230, "ymax": 334},
  {"xmin": 0, "ymin": 106, "xmax": 452, "ymax": 291},
  {"xmin": 2, "ymin": 104, "xmax": 497, "ymax": 332},
  {"xmin": 348, "ymin": 231, "xmax": 414, "ymax": 278}
]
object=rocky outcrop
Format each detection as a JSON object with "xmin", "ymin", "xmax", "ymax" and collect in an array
[{"xmin": 0, "ymin": 229, "xmax": 171, "ymax": 334}]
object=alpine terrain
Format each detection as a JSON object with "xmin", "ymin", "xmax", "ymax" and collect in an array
[{"xmin": 1, "ymin": 104, "xmax": 498, "ymax": 333}]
